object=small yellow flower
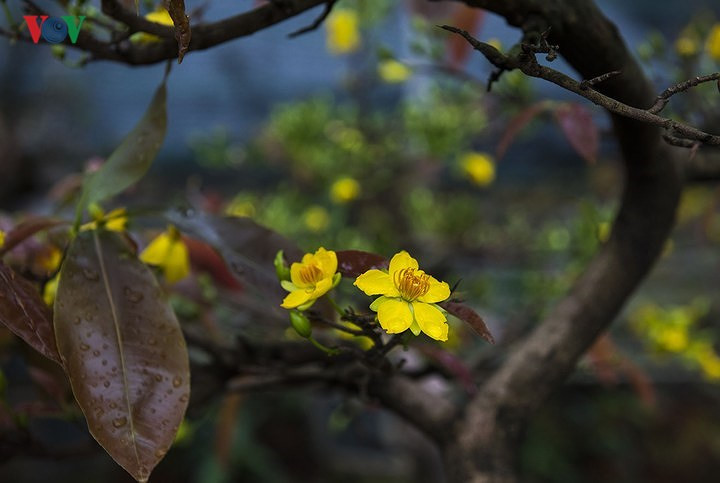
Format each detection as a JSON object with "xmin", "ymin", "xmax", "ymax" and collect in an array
[
  {"xmin": 330, "ymin": 177, "xmax": 361, "ymax": 204},
  {"xmin": 140, "ymin": 225, "xmax": 190, "ymax": 284},
  {"xmin": 460, "ymin": 152, "xmax": 496, "ymax": 187},
  {"xmin": 38, "ymin": 246, "xmax": 63, "ymax": 274},
  {"xmin": 354, "ymin": 251, "xmax": 451, "ymax": 341},
  {"xmin": 326, "ymin": 9, "xmax": 360, "ymax": 55},
  {"xmin": 0, "ymin": 230, "xmax": 5, "ymax": 249},
  {"xmin": 280, "ymin": 247, "xmax": 341, "ymax": 310},
  {"xmin": 378, "ymin": 59, "xmax": 412, "ymax": 83},
  {"xmin": 80, "ymin": 207, "xmax": 128, "ymax": 232},
  {"xmin": 706, "ymin": 24, "xmax": 720, "ymax": 61},
  {"xmin": 304, "ymin": 205, "xmax": 330, "ymax": 232},
  {"xmin": 130, "ymin": 9, "xmax": 174, "ymax": 44}
]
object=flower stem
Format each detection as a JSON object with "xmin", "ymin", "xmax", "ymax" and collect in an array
[
  {"xmin": 308, "ymin": 336, "xmax": 340, "ymax": 356},
  {"xmin": 326, "ymin": 296, "xmax": 345, "ymax": 317}
]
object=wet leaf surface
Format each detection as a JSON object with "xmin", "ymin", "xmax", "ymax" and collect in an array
[
  {"xmin": 54, "ymin": 230, "xmax": 189, "ymax": 482},
  {"xmin": 0, "ymin": 263, "xmax": 61, "ymax": 364},
  {"xmin": 336, "ymin": 250, "xmax": 388, "ymax": 278}
]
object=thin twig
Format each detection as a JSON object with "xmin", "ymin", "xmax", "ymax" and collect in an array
[
  {"xmin": 288, "ymin": 0, "xmax": 336, "ymax": 38},
  {"xmin": 648, "ymin": 73, "xmax": 720, "ymax": 114}
]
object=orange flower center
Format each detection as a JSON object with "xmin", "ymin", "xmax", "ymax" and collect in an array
[
  {"xmin": 394, "ymin": 268, "xmax": 430, "ymax": 301},
  {"xmin": 298, "ymin": 263, "xmax": 324, "ymax": 286}
]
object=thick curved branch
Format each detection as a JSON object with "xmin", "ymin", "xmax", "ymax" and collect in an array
[
  {"xmin": 440, "ymin": 0, "xmax": 684, "ymax": 480},
  {"xmin": 18, "ymin": 0, "xmax": 327, "ymax": 65}
]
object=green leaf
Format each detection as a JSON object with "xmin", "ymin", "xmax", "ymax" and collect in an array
[
  {"xmin": 54, "ymin": 230, "xmax": 189, "ymax": 482},
  {"xmin": 0, "ymin": 263, "xmax": 61, "ymax": 365},
  {"xmin": 76, "ymin": 81, "xmax": 167, "ymax": 227}
]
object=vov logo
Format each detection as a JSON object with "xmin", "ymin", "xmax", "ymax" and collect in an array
[{"xmin": 23, "ymin": 16, "xmax": 86, "ymax": 44}]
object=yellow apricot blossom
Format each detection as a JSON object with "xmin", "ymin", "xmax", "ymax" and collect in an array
[
  {"xmin": 378, "ymin": 59, "xmax": 412, "ymax": 83},
  {"xmin": 330, "ymin": 177, "xmax": 361, "ymax": 204},
  {"xmin": 130, "ymin": 9, "xmax": 174, "ymax": 44},
  {"xmin": 326, "ymin": 9, "xmax": 360, "ymax": 55},
  {"xmin": 706, "ymin": 23, "xmax": 720, "ymax": 61},
  {"xmin": 80, "ymin": 207, "xmax": 128, "ymax": 232},
  {"xmin": 354, "ymin": 251, "xmax": 451, "ymax": 341},
  {"xmin": 140, "ymin": 225, "xmax": 190, "ymax": 284},
  {"xmin": 304, "ymin": 205, "xmax": 330, "ymax": 232},
  {"xmin": 281, "ymin": 247, "xmax": 341, "ymax": 310},
  {"xmin": 0, "ymin": 230, "xmax": 5, "ymax": 249},
  {"xmin": 675, "ymin": 35, "xmax": 699, "ymax": 57},
  {"xmin": 460, "ymin": 152, "xmax": 496, "ymax": 187},
  {"xmin": 43, "ymin": 273, "xmax": 59, "ymax": 306}
]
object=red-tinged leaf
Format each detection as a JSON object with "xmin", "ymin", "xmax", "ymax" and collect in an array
[
  {"xmin": 0, "ymin": 217, "xmax": 65, "ymax": 256},
  {"xmin": 54, "ymin": 230, "xmax": 189, "ymax": 483},
  {"xmin": 0, "ymin": 263, "xmax": 61, "ymax": 364},
  {"xmin": 336, "ymin": 250, "xmax": 388, "ymax": 278},
  {"xmin": 440, "ymin": 301, "xmax": 494, "ymax": 344},
  {"xmin": 182, "ymin": 236, "xmax": 243, "ymax": 292},
  {"xmin": 446, "ymin": 6, "xmax": 485, "ymax": 68},
  {"xmin": 167, "ymin": 211, "xmax": 301, "ymax": 303},
  {"xmin": 496, "ymin": 101, "xmax": 552, "ymax": 159},
  {"xmin": 168, "ymin": 0, "xmax": 191, "ymax": 64},
  {"xmin": 553, "ymin": 103, "xmax": 599, "ymax": 164}
]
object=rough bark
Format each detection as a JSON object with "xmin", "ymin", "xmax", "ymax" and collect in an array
[{"xmin": 442, "ymin": 1, "xmax": 683, "ymax": 481}]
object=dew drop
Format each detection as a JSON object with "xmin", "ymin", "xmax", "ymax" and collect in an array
[
  {"xmin": 123, "ymin": 286, "xmax": 144, "ymax": 304},
  {"xmin": 179, "ymin": 393, "xmax": 189, "ymax": 403},
  {"xmin": 154, "ymin": 449, "xmax": 167, "ymax": 458},
  {"xmin": 109, "ymin": 402, "xmax": 117, "ymax": 409},
  {"xmin": 103, "ymin": 380, "xmax": 111, "ymax": 388},
  {"xmin": 112, "ymin": 416, "xmax": 127, "ymax": 428},
  {"xmin": 102, "ymin": 359, "xmax": 108, "ymax": 366},
  {"xmin": 172, "ymin": 376, "xmax": 182, "ymax": 388},
  {"xmin": 79, "ymin": 343, "xmax": 90, "ymax": 351},
  {"xmin": 92, "ymin": 350, "xmax": 100, "ymax": 357},
  {"xmin": 82, "ymin": 268, "xmax": 99, "ymax": 281},
  {"xmin": 154, "ymin": 374, "xmax": 162, "ymax": 382},
  {"xmin": 73, "ymin": 316, "xmax": 82, "ymax": 325}
]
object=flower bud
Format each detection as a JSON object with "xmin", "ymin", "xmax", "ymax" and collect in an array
[
  {"xmin": 274, "ymin": 249, "xmax": 290, "ymax": 281},
  {"xmin": 289, "ymin": 311, "xmax": 312, "ymax": 338}
]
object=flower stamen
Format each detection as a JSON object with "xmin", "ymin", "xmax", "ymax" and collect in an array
[
  {"xmin": 394, "ymin": 268, "xmax": 430, "ymax": 301},
  {"xmin": 299, "ymin": 264, "xmax": 324, "ymax": 285}
]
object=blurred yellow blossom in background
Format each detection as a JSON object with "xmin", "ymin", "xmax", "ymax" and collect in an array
[
  {"xmin": 326, "ymin": 9, "xmax": 360, "ymax": 54},
  {"xmin": 460, "ymin": 151, "xmax": 496, "ymax": 187},
  {"xmin": 130, "ymin": 9, "xmax": 174, "ymax": 44},
  {"xmin": 304, "ymin": 205, "xmax": 330, "ymax": 232},
  {"xmin": 378, "ymin": 59, "xmax": 412, "ymax": 83},
  {"xmin": 706, "ymin": 23, "xmax": 720, "ymax": 61},
  {"xmin": 330, "ymin": 177, "xmax": 361, "ymax": 204}
]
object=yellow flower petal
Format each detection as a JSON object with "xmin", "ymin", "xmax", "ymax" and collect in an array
[
  {"xmin": 461, "ymin": 152, "xmax": 496, "ymax": 187},
  {"xmin": 388, "ymin": 250, "xmax": 418, "ymax": 275},
  {"xmin": 315, "ymin": 247, "xmax": 338, "ymax": 277},
  {"xmin": 0, "ymin": 230, "xmax": 5, "ymax": 249},
  {"xmin": 281, "ymin": 289, "xmax": 313, "ymax": 309},
  {"xmin": 354, "ymin": 269, "xmax": 397, "ymax": 296},
  {"xmin": 43, "ymin": 273, "xmax": 59, "ymax": 306},
  {"xmin": 377, "ymin": 298, "xmax": 413, "ymax": 334},
  {"xmin": 140, "ymin": 232, "xmax": 172, "ymax": 265},
  {"xmin": 309, "ymin": 275, "xmax": 334, "ymax": 300},
  {"xmin": 163, "ymin": 239, "xmax": 190, "ymax": 284},
  {"xmin": 419, "ymin": 277, "xmax": 450, "ymax": 304},
  {"xmin": 412, "ymin": 302, "xmax": 448, "ymax": 341},
  {"xmin": 330, "ymin": 177, "xmax": 361, "ymax": 204}
]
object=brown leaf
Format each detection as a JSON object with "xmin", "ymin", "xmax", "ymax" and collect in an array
[
  {"xmin": 496, "ymin": 101, "xmax": 551, "ymax": 159},
  {"xmin": 0, "ymin": 263, "xmax": 61, "ymax": 364},
  {"xmin": 167, "ymin": 211, "xmax": 301, "ymax": 303},
  {"xmin": 54, "ymin": 230, "xmax": 189, "ymax": 482},
  {"xmin": 553, "ymin": 102, "xmax": 599, "ymax": 164},
  {"xmin": 0, "ymin": 217, "xmax": 65, "ymax": 256},
  {"xmin": 168, "ymin": 0, "xmax": 191, "ymax": 64},
  {"xmin": 336, "ymin": 250, "xmax": 388, "ymax": 278},
  {"xmin": 440, "ymin": 301, "xmax": 494, "ymax": 344}
]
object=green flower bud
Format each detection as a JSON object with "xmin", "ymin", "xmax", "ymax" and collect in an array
[
  {"xmin": 274, "ymin": 249, "xmax": 291, "ymax": 281},
  {"xmin": 290, "ymin": 310, "xmax": 312, "ymax": 338},
  {"xmin": 51, "ymin": 45, "xmax": 66, "ymax": 61}
]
